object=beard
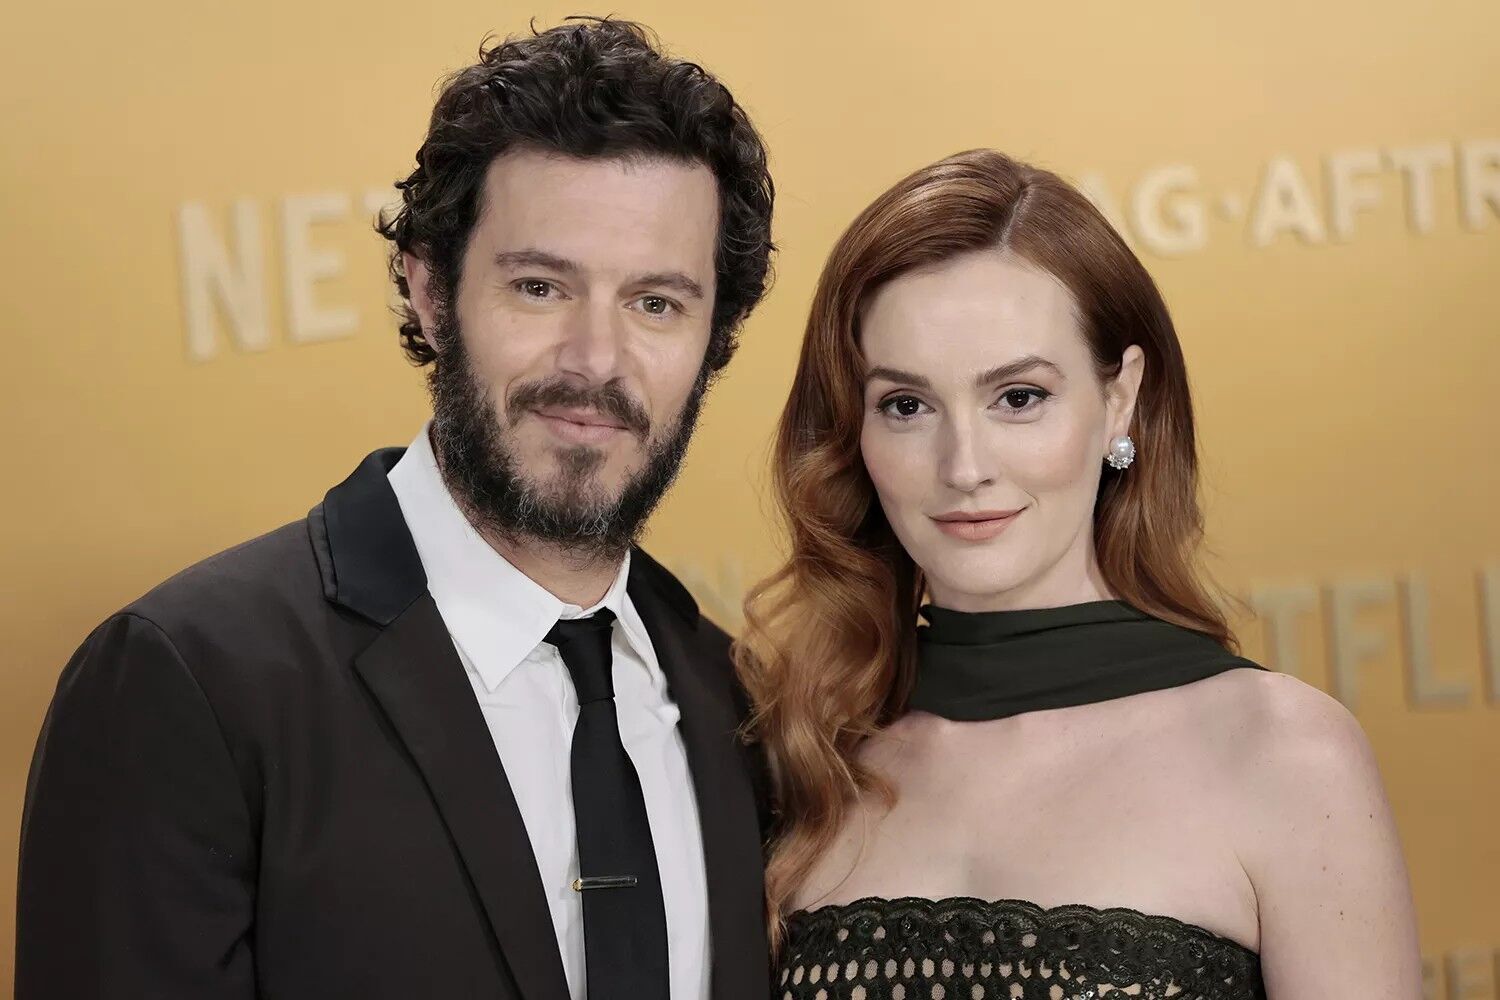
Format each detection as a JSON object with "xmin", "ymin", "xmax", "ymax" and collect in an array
[{"xmin": 425, "ymin": 309, "xmax": 711, "ymax": 562}]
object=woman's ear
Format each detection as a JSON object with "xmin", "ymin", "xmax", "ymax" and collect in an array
[
  {"xmin": 401, "ymin": 251, "xmax": 442, "ymax": 355},
  {"xmin": 1108, "ymin": 344, "xmax": 1146, "ymax": 439}
]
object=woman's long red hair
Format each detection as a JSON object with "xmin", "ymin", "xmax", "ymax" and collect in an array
[{"xmin": 732, "ymin": 149, "xmax": 1237, "ymax": 947}]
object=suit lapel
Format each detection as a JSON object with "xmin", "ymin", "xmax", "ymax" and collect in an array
[
  {"xmin": 316, "ymin": 450, "xmax": 570, "ymax": 1000},
  {"xmin": 629, "ymin": 559, "xmax": 769, "ymax": 1000},
  {"xmin": 353, "ymin": 596, "xmax": 570, "ymax": 1000}
]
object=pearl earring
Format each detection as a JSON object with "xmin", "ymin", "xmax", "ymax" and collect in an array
[{"xmin": 1105, "ymin": 435, "xmax": 1136, "ymax": 470}]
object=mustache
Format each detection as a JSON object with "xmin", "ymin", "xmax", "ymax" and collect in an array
[{"xmin": 506, "ymin": 377, "xmax": 652, "ymax": 439}]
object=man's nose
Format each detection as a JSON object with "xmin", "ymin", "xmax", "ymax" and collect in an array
[{"xmin": 554, "ymin": 297, "xmax": 626, "ymax": 383}]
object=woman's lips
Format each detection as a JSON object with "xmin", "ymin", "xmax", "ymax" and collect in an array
[{"xmin": 930, "ymin": 509, "xmax": 1023, "ymax": 541}]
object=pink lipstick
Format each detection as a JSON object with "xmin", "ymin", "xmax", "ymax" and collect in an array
[{"xmin": 930, "ymin": 508, "xmax": 1023, "ymax": 541}]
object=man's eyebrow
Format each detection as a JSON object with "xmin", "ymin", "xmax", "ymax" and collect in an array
[
  {"xmin": 865, "ymin": 366, "xmax": 931, "ymax": 389},
  {"xmin": 492, "ymin": 249, "xmax": 579, "ymax": 272},
  {"xmin": 632, "ymin": 272, "xmax": 705, "ymax": 299},
  {"xmin": 973, "ymin": 355, "xmax": 1066, "ymax": 387},
  {"xmin": 492, "ymin": 252, "xmax": 704, "ymax": 300}
]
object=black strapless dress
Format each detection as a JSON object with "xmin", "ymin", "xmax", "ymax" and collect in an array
[
  {"xmin": 774, "ymin": 601, "xmax": 1268, "ymax": 1000},
  {"xmin": 778, "ymin": 896, "xmax": 1264, "ymax": 999}
]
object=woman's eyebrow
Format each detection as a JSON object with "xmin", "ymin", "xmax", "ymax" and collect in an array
[
  {"xmin": 864, "ymin": 356, "xmax": 1064, "ymax": 390},
  {"xmin": 973, "ymin": 355, "xmax": 1065, "ymax": 386},
  {"xmin": 865, "ymin": 365, "xmax": 930, "ymax": 389}
]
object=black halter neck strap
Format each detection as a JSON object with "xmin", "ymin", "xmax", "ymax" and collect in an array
[{"xmin": 909, "ymin": 600, "xmax": 1264, "ymax": 722}]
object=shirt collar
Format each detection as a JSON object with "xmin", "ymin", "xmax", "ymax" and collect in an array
[{"xmin": 386, "ymin": 423, "xmax": 652, "ymax": 693}]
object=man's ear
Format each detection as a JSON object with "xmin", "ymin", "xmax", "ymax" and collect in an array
[{"xmin": 401, "ymin": 251, "xmax": 441, "ymax": 355}]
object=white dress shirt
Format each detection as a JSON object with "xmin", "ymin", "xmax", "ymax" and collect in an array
[{"xmin": 387, "ymin": 425, "xmax": 710, "ymax": 1000}]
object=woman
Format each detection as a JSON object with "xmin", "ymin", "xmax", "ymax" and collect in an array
[{"xmin": 735, "ymin": 150, "xmax": 1420, "ymax": 999}]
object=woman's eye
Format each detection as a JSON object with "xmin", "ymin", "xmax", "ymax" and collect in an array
[
  {"xmin": 998, "ymin": 388, "xmax": 1049, "ymax": 412},
  {"xmin": 877, "ymin": 395, "xmax": 929, "ymax": 419}
]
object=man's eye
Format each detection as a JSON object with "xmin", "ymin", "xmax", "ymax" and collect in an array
[
  {"xmin": 518, "ymin": 280, "xmax": 555, "ymax": 298},
  {"xmin": 638, "ymin": 295, "xmax": 676, "ymax": 316}
]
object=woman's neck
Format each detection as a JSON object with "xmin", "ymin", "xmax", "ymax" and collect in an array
[{"xmin": 926, "ymin": 555, "xmax": 1115, "ymax": 613}]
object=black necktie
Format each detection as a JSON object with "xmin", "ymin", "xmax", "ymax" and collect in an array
[{"xmin": 544, "ymin": 610, "xmax": 670, "ymax": 1000}]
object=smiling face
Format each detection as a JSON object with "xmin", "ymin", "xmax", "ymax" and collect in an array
[
  {"xmin": 403, "ymin": 148, "xmax": 720, "ymax": 556},
  {"xmin": 858, "ymin": 249, "xmax": 1144, "ymax": 612}
]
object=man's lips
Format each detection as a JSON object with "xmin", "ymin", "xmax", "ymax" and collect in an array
[
  {"xmin": 531, "ymin": 406, "xmax": 631, "ymax": 445},
  {"xmin": 930, "ymin": 508, "xmax": 1024, "ymax": 541},
  {"xmin": 532, "ymin": 405, "xmax": 627, "ymax": 430}
]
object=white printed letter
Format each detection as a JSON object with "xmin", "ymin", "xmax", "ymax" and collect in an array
[
  {"xmin": 1398, "ymin": 576, "xmax": 1470, "ymax": 708},
  {"xmin": 1385, "ymin": 143, "xmax": 1452, "ymax": 235},
  {"xmin": 1130, "ymin": 165, "xmax": 1206, "ymax": 256},
  {"xmin": 1249, "ymin": 156, "xmax": 1327, "ymax": 247},
  {"xmin": 1325, "ymin": 578, "xmax": 1396, "ymax": 711},
  {"xmin": 178, "ymin": 200, "xmax": 269, "ymax": 361},
  {"xmin": 1457, "ymin": 139, "xmax": 1500, "ymax": 230},
  {"xmin": 283, "ymin": 193, "xmax": 358, "ymax": 343},
  {"xmin": 1249, "ymin": 584, "xmax": 1319, "ymax": 679},
  {"xmin": 1326, "ymin": 148, "xmax": 1383, "ymax": 241}
]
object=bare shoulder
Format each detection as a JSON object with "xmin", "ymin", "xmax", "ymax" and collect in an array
[
  {"xmin": 1195, "ymin": 668, "xmax": 1378, "ymax": 788},
  {"xmin": 1148, "ymin": 667, "xmax": 1387, "ymax": 832},
  {"xmin": 1201, "ymin": 671, "xmax": 1405, "ymax": 906}
]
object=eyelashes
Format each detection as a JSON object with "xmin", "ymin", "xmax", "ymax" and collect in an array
[
  {"xmin": 515, "ymin": 279, "xmax": 560, "ymax": 299},
  {"xmin": 633, "ymin": 294, "xmax": 681, "ymax": 318},
  {"xmin": 997, "ymin": 387, "xmax": 1050, "ymax": 412},
  {"xmin": 510, "ymin": 280, "xmax": 682, "ymax": 318},
  {"xmin": 875, "ymin": 394, "xmax": 931, "ymax": 419},
  {"xmin": 874, "ymin": 387, "xmax": 1052, "ymax": 421}
]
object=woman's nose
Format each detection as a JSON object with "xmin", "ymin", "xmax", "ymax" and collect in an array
[{"xmin": 938, "ymin": 416, "xmax": 996, "ymax": 493}]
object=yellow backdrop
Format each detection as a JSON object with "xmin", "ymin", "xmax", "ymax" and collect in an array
[{"xmin": 3, "ymin": 1, "xmax": 1497, "ymax": 995}]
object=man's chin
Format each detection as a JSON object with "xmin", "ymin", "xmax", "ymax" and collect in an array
[
  {"xmin": 523, "ymin": 447, "xmax": 640, "ymax": 489},
  {"xmin": 517, "ymin": 466, "xmax": 632, "ymax": 510},
  {"xmin": 528, "ymin": 481, "xmax": 614, "ymax": 509},
  {"xmin": 519, "ymin": 433, "xmax": 641, "ymax": 470}
]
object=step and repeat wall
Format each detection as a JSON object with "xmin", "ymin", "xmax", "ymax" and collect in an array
[{"xmin": 2, "ymin": 1, "xmax": 1497, "ymax": 994}]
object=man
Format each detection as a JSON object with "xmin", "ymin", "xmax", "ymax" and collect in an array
[{"xmin": 17, "ymin": 19, "xmax": 774, "ymax": 999}]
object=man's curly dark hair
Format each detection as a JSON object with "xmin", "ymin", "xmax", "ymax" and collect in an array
[{"xmin": 376, "ymin": 18, "xmax": 775, "ymax": 373}]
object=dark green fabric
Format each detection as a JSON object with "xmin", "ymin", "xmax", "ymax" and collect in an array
[{"xmin": 909, "ymin": 600, "xmax": 1264, "ymax": 722}]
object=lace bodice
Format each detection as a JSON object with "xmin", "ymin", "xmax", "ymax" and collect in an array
[{"xmin": 776, "ymin": 896, "xmax": 1265, "ymax": 1000}]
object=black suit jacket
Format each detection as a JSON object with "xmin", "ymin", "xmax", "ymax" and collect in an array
[{"xmin": 17, "ymin": 448, "xmax": 770, "ymax": 999}]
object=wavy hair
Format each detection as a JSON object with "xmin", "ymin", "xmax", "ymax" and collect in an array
[
  {"xmin": 733, "ymin": 149, "xmax": 1236, "ymax": 946},
  {"xmin": 376, "ymin": 17, "xmax": 775, "ymax": 373}
]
